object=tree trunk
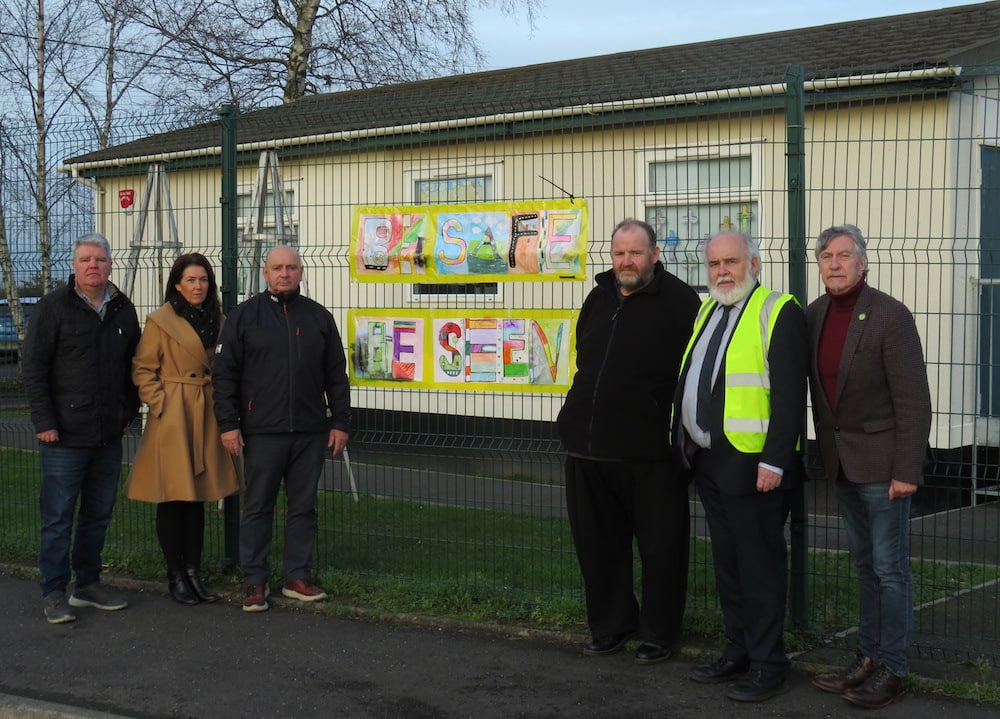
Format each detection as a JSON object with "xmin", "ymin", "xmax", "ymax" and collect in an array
[
  {"xmin": 282, "ymin": 0, "xmax": 320, "ymax": 103},
  {"xmin": 35, "ymin": 0, "xmax": 52, "ymax": 295},
  {"xmin": 0, "ymin": 144, "xmax": 25, "ymax": 368}
]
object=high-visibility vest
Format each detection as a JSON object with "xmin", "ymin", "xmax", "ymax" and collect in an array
[{"xmin": 680, "ymin": 285, "xmax": 796, "ymax": 453}]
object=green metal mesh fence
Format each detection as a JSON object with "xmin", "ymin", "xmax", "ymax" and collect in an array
[{"xmin": 1, "ymin": 64, "xmax": 999, "ymax": 664}]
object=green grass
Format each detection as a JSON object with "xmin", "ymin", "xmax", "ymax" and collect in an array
[
  {"xmin": 2, "ymin": 446, "xmax": 999, "ymax": 645},
  {"xmin": 938, "ymin": 657, "xmax": 1000, "ymax": 702},
  {"xmin": 0, "ymin": 404, "xmax": 29, "ymax": 419}
]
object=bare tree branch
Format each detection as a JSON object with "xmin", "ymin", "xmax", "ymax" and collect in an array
[{"xmin": 132, "ymin": 0, "xmax": 538, "ymax": 108}]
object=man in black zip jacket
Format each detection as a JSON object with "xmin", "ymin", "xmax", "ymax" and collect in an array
[
  {"xmin": 556, "ymin": 219, "xmax": 700, "ymax": 664},
  {"xmin": 213, "ymin": 245, "xmax": 350, "ymax": 612},
  {"xmin": 23, "ymin": 233, "xmax": 140, "ymax": 624}
]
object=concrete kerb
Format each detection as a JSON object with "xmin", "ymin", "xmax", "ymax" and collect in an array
[{"xmin": 0, "ymin": 694, "xmax": 134, "ymax": 719}]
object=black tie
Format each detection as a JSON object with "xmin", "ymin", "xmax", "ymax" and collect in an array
[{"xmin": 696, "ymin": 304, "xmax": 732, "ymax": 433}]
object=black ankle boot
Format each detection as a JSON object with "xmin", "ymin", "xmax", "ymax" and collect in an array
[
  {"xmin": 168, "ymin": 571, "xmax": 200, "ymax": 605},
  {"xmin": 185, "ymin": 567, "xmax": 221, "ymax": 602}
]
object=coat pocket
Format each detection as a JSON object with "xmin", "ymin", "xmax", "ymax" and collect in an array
[{"xmin": 862, "ymin": 417, "xmax": 895, "ymax": 433}]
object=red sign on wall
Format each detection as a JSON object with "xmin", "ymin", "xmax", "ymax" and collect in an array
[{"xmin": 118, "ymin": 189, "xmax": 135, "ymax": 209}]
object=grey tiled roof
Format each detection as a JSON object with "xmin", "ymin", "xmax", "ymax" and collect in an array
[{"xmin": 65, "ymin": 1, "xmax": 1000, "ymax": 167}]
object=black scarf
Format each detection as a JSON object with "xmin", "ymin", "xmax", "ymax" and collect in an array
[{"xmin": 169, "ymin": 296, "xmax": 220, "ymax": 350}]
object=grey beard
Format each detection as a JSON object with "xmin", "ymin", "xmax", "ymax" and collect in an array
[
  {"xmin": 617, "ymin": 270, "xmax": 653, "ymax": 293},
  {"xmin": 709, "ymin": 274, "xmax": 756, "ymax": 306}
]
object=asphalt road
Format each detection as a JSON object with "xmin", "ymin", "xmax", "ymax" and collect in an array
[{"xmin": 1, "ymin": 572, "xmax": 998, "ymax": 719}]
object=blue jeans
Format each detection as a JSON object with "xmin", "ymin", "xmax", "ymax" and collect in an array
[
  {"xmin": 838, "ymin": 480, "xmax": 914, "ymax": 677},
  {"xmin": 38, "ymin": 442, "xmax": 123, "ymax": 597}
]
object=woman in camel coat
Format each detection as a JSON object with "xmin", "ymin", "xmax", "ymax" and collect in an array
[{"xmin": 125, "ymin": 253, "xmax": 242, "ymax": 604}]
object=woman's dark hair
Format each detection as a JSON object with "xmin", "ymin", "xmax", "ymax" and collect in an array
[{"xmin": 164, "ymin": 253, "xmax": 221, "ymax": 313}]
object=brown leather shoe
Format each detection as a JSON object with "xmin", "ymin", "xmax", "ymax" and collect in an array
[
  {"xmin": 812, "ymin": 654, "xmax": 877, "ymax": 694},
  {"xmin": 842, "ymin": 665, "xmax": 905, "ymax": 709}
]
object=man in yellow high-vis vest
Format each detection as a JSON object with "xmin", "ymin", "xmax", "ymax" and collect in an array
[{"xmin": 672, "ymin": 230, "xmax": 808, "ymax": 702}]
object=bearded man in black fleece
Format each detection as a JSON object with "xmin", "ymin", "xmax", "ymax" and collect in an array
[{"xmin": 557, "ymin": 219, "xmax": 699, "ymax": 664}]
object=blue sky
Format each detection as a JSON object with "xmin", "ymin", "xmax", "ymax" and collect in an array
[{"xmin": 472, "ymin": 1, "xmax": 955, "ymax": 70}]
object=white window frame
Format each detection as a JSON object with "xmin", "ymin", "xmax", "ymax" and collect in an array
[{"xmin": 403, "ymin": 161, "xmax": 505, "ymax": 303}]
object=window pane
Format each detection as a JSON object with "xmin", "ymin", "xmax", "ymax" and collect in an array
[
  {"xmin": 649, "ymin": 157, "xmax": 751, "ymax": 194},
  {"xmin": 646, "ymin": 201, "xmax": 758, "ymax": 289},
  {"xmin": 411, "ymin": 283, "xmax": 499, "ymax": 296},
  {"xmin": 413, "ymin": 175, "xmax": 495, "ymax": 297},
  {"xmin": 415, "ymin": 177, "xmax": 492, "ymax": 203}
]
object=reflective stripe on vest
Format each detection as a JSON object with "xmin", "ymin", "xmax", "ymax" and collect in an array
[{"xmin": 680, "ymin": 286, "xmax": 794, "ymax": 453}]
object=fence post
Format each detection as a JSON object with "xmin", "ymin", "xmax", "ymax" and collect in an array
[
  {"xmin": 219, "ymin": 104, "xmax": 240, "ymax": 572},
  {"xmin": 785, "ymin": 66, "xmax": 809, "ymax": 630}
]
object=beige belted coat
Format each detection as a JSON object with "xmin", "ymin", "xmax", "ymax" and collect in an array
[{"xmin": 125, "ymin": 304, "xmax": 242, "ymax": 503}]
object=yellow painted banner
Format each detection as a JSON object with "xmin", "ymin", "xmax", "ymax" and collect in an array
[
  {"xmin": 348, "ymin": 308, "xmax": 577, "ymax": 392},
  {"xmin": 350, "ymin": 200, "xmax": 588, "ymax": 282}
]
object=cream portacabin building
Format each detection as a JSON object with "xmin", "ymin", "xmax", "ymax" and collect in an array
[{"xmin": 59, "ymin": 2, "xmax": 1000, "ymax": 474}]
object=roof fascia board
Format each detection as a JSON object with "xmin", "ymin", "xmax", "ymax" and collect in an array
[{"xmin": 60, "ymin": 67, "xmax": 960, "ymax": 178}]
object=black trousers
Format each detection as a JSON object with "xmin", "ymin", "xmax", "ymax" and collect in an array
[
  {"xmin": 694, "ymin": 461, "xmax": 791, "ymax": 671},
  {"xmin": 240, "ymin": 432, "xmax": 326, "ymax": 585},
  {"xmin": 564, "ymin": 456, "xmax": 690, "ymax": 647}
]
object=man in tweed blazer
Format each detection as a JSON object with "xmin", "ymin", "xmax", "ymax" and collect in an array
[{"xmin": 805, "ymin": 225, "xmax": 931, "ymax": 710}]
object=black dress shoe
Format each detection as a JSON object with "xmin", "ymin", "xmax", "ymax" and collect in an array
[
  {"xmin": 185, "ymin": 567, "xmax": 221, "ymax": 603},
  {"xmin": 168, "ymin": 571, "xmax": 200, "ymax": 605},
  {"xmin": 582, "ymin": 632, "xmax": 631, "ymax": 656},
  {"xmin": 634, "ymin": 642, "xmax": 672, "ymax": 665},
  {"xmin": 689, "ymin": 657, "xmax": 750, "ymax": 683},
  {"xmin": 726, "ymin": 668, "xmax": 789, "ymax": 702}
]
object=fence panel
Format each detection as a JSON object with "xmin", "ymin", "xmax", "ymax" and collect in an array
[{"xmin": 1, "ymin": 65, "xmax": 998, "ymax": 665}]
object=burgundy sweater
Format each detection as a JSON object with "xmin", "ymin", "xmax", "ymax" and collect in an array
[{"xmin": 816, "ymin": 278, "xmax": 866, "ymax": 410}]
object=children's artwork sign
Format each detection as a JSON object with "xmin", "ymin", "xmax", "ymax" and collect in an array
[
  {"xmin": 349, "ymin": 309, "xmax": 576, "ymax": 392},
  {"xmin": 350, "ymin": 200, "xmax": 588, "ymax": 282}
]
